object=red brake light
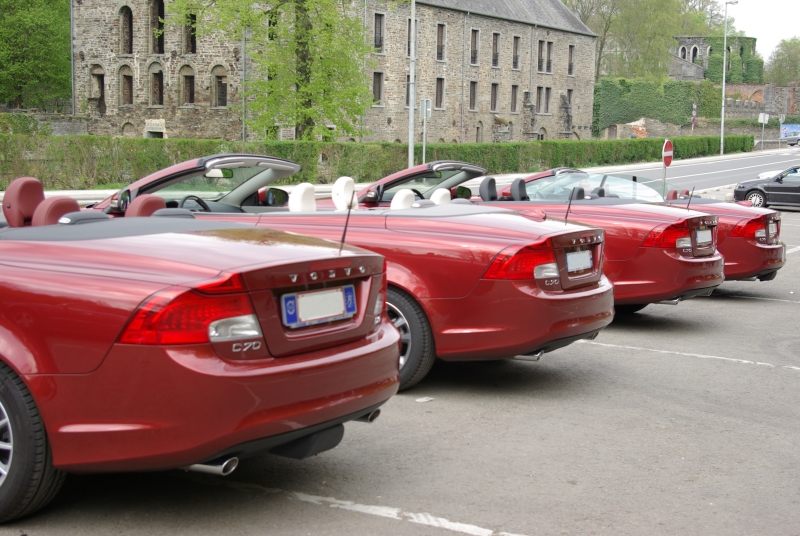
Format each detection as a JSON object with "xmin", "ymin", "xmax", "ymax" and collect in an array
[
  {"xmin": 195, "ymin": 272, "xmax": 247, "ymax": 294},
  {"xmin": 483, "ymin": 241, "xmax": 556, "ymax": 280},
  {"xmin": 642, "ymin": 222, "xmax": 691, "ymax": 248},
  {"xmin": 119, "ymin": 285, "xmax": 255, "ymax": 345}
]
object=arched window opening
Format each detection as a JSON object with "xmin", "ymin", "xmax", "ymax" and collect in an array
[
  {"xmin": 119, "ymin": 65, "xmax": 133, "ymax": 105},
  {"xmin": 183, "ymin": 14, "xmax": 196, "ymax": 54},
  {"xmin": 180, "ymin": 65, "xmax": 195, "ymax": 105},
  {"xmin": 691, "ymin": 46, "xmax": 698, "ymax": 63},
  {"xmin": 679, "ymin": 46, "xmax": 686, "ymax": 60},
  {"xmin": 120, "ymin": 7, "xmax": 133, "ymax": 54},
  {"xmin": 476, "ymin": 121, "xmax": 483, "ymax": 142},
  {"xmin": 151, "ymin": 0, "xmax": 165, "ymax": 54},
  {"xmin": 90, "ymin": 65, "xmax": 106, "ymax": 115},
  {"xmin": 508, "ymin": 121, "xmax": 514, "ymax": 140},
  {"xmin": 148, "ymin": 63, "xmax": 164, "ymax": 106},
  {"xmin": 538, "ymin": 127, "xmax": 547, "ymax": 140},
  {"xmin": 211, "ymin": 65, "xmax": 228, "ymax": 107}
]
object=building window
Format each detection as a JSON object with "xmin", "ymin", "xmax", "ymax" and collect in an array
[
  {"xmin": 537, "ymin": 40, "xmax": 544, "ymax": 72},
  {"xmin": 679, "ymin": 46, "xmax": 686, "ymax": 60},
  {"xmin": 374, "ymin": 13, "xmax": 384, "ymax": 52},
  {"xmin": 149, "ymin": 63, "xmax": 163, "ymax": 106},
  {"xmin": 180, "ymin": 65, "xmax": 195, "ymax": 105},
  {"xmin": 511, "ymin": 84, "xmax": 518, "ymax": 113},
  {"xmin": 536, "ymin": 86, "xmax": 543, "ymax": 112},
  {"xmin": 405, "ymin": 75, "xmax": 410, "ymax": 107},
  {"xmin": 469, "ymin": 81, "xmax": 477, "ymax": 110},
  {"xmin": 183, "ymin": 14, "xmax": 196, "ymax": 54},
  {"xmin": 546, "ymin": 41, "xmax": 553, "ymax": 73},
  {"xmin": 512, "ymin": 36, "xmax": 520, "ymax": 69},
  {"xmin": 90, "ymin": 66, "xmax": 106, "ymax": 114},
  {"xmin": 435, "ymin": 77, "xmax": 444, "ymax": 108},
  {"xmin": 150, "ymin": 0, "xmax": 165, "ymax": 54},
  {"xmin": 211, "ymin": 65, "xmax": 228, "ymax": 107},
  {"xmin": 407, "ymin": 18, "xmax": 418, "ymax": 57},
  {"xmin": 436, "ymin": 24, "xmax": 445, "ymax": 61},
  {"xmin": 476, "ymin": 121, "xmax": 483, "ymax": 142},
  {"xmin": 470, "ymin": 29, "xmax": 479, "ymax": 65},
  {"xmin": 492, "ymin": 33, "xmax": 500, "ymax": 67},
  {"xmin": 120, "ymin": 6, "xmax": 133, "ymax": 55},
  {"xmin": 372, "ymin": 72, "xmax": 384, "ymax": 105},
  {"xmin": 544, "ymin": 87, "xmax": 551, "ymax": 113},
  {"xmin": 490, "ymin": 83, "xmax": 498, "ymax": 112},
  {"xmin": 568, "ymin": 45, "xmax": 575, "ymax": 75},
  {"xmin": 119, "ymin": 65, "xmax": 133, "ymax": 105},
  {"xmin": 691, "ymin": 46, "xmax": 698, "ymax": 63},
  {"xmin": 567, "ymin": 89, "xmax": 573, "ymax": 106},
  {"xmin": 267, "ymin": 10, "xmax": 278, "ymax": 40}
]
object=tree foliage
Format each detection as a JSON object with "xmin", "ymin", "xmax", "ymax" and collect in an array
[
  {"xmin": 0, "ymin": 0, "xmax": 71, "ymax": 108},
  {"xmin": 765, "ymin": 37, "xmax": 800, "ymax": 87},
  {"xmin": 168, "ymin": 0, "xmax": 385, "ymax": 140}
]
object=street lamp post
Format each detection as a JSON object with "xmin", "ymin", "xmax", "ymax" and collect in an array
[
  {"xmin": 720, "ymin": 0, "xmax": 737, "ymax": 155},
  {"xmin": 407, "ymin": 0, "xmax": 416, "ymax": 168}
]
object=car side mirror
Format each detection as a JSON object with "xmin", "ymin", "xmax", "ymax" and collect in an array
[
  {"xmin": 110, "ymin": 189, "xmax": 131, "ymax": 214},
  {"xmin": 263, "ymin": 188, "xmax": 288, "ymax": 207},
  {"xmin": 776, "ymin": 177, "xmax": 783, "ymax": 183},
  {"xmin": 455, "ymin": 186, "xmax": 472, "ymax": 199},
  {"xmin": 364, "ymin": 184, "xmax": 383, "ymax": 204}
]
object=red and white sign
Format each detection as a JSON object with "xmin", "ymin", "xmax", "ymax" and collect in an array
[{"xmin": 662, "ymin": 139, "xmax": 673, "ymax": 167}]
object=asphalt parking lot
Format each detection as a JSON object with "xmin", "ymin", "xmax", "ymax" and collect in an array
[{"xmin": 2, "ymin": 208, "xmax": 797, "ymax": 535}]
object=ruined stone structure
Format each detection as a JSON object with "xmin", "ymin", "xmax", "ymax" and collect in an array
[{"xmin": 73, "ymin": 0, "xmax": 596, "ymax": 142}]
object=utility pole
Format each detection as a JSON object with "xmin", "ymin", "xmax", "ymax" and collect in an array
[
  {"xmin": 720, "ymin": 1, "xmax": 737, "ymax": 155},
  {"xmin": 407, "ymin": 0, "xmax": 416, "ymax": 168},
  {"xmin": 70, "ymin": 0, "xmax": 75, "ymax": 115}
]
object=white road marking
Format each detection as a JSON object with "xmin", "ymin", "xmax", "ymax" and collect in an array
[
  {"xmin": 666, "ymin": 159, "xmax": 800, "ymax": 180},
  {"xmin": 578, "ymin": 340, "xmax": 800, "ymax": 372},
  {"xmin": 717, "ymin": 294, "xmax": 800, "ymax": 305},
  {"xmin": 787, "ymin": 246, "xmax": 800, "ymax": 254}
]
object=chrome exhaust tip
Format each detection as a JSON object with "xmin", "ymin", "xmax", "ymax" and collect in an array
[
  {"xmin": 514, "ymin": 350, "xmax": 545, "ymax": 362},
  {"xmin": 656, "ymin": 298, "xmax": 681, "ymax": 305},
  {"xmin": 182, "ymin": 457, "xmax": 239, "ymax": 476},
  {"xmin": 354, "ymin": 409, "xmax": 381, "ymax": 423}
]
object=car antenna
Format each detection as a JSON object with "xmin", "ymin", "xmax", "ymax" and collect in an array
[
  {"xmin": 338, "ymin": 190, "xmax": 356, "ymax": 256},
  {"xmin": 686, "ymin": 186, "xmax": 695, "ymax": 211},
  {"xmin": 564, "ymin": 187, "xmax": 575, "ymax": 225}
]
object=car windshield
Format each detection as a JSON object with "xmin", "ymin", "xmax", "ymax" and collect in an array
[
  {"xmin": 143, "ymin": 165, "xmax": 268, "ymax": 203},
  {"xmin": 524, "ymin": 175, "xmax": 559, "ymax": 196},
  {"xmin": 529, "ymin": 172, "xmax": 665, "ymax": 203},
  {"xmin": 381, "ymin": 169, "xmax": 484, "ymax": 201}
]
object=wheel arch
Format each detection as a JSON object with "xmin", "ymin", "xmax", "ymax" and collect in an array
[{"xmin": 0, "ymin": 326, "xmax": 41, "ymax": 377}]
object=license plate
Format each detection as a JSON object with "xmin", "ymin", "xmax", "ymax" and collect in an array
[
  {"xmin": 281, "ymin": 285, "xmax": 357, "ymax": 329},
  {"xmin": 566, "ymin": 250, "xmax": 593, "ymax": 272},
  {"xmin": 696, "ymin": 229, "xmax": 712, "ymax": 245},
  {"xmin": 769, "ymin": 222, "xmax": 777, "ymax": 235}
]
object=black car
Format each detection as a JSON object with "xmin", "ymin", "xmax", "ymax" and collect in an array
[{"xmin": 733, "ymin": 166, "xmax": 800, "ymax": 207}]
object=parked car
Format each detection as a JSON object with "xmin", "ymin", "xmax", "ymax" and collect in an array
[
  {"xmin": 88, "ymin": 155, "xmax": 615, "ymax": 390},
  {"xmin": 783, "ymin": 131, "xmax": 800, "ymax": 146},
  {"xmin": 733, "ymin": 166, "xmax": 800, "ymax": 208},
  {"xmin": 507, "ymin": 169, "xmax": 786, "ymax": 282},
  {"xmin": 0, "ymin": 185, "xmax": 400, "ymax": 522},
  {"xmin": 354, "ymin": 161, "xmax": 726, "ymax": 314}
]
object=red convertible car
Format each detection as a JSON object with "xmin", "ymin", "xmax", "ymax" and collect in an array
[
  {"xmin": 498, "ymin": 169, "xmax": 786, "ymax": 283},
  {"xmin": 88, "ymin": 155, "xmax": 615, "ymax": 390},
  {"xmin": 353, "ymin": 162, "xmax": 726, "ymax": 314},
  {"xmin": 0, "ymin": 185, "xmax": 400, "ymax": 521}
]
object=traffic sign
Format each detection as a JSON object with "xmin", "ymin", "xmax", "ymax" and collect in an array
[
  {"xmin": 780, "ymin": 114, "xmax": 786, "ymax": 123},
  {"xmin": 421, "ymin": 99, "xmax": 432, "ymax": 118},
  {"xmin": 662, "ymin": 139, "xmax": 673, "ymax": 167}
]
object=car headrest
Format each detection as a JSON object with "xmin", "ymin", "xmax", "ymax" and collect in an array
[
  {"xmin": 390, "ymin": 189, "xmax": 415, "ymax": 210},
  {"xmin": 510, "ymin": 178, "xmax": 529, "ymax": 201},
  {"xmin": 31, "ymin": 197, "xmax": 81, "ymax": 226},
  {"xmin": 569, "ymin": 187, "xmax": 585, "ymax": 201},
  {"xmin": 479, "ymin": 177, "xmax": 497, "ymax": 201},
  {"xmin": 591, "ymin": 187, "xmax": 606, "ymax": 198},
  {"xmin": 126, "ymin": 194, "xmax": 167, "ymax": 217},
  {"xmin": 57, "ymin": 211, "xmax": 110, "ymax": 225},
  {"xmin": 288, "ymin": 183, "xmax": 316, "ymax": 212},
  {"xmin": 430, "ymin": 188, "xmax": 451, "ymax": 205},
  {"xmin": 3, "ymin": 177, "xmax": 45, "ymax": 227},
  {"xmin": 332, "ymin": 176, "xmax": 358, "ymax": 211},
  {"xmin": 666, "ymin": 190, "xmax": 678, "ymax": 200},
  {"xmin": 680, "ymin": 189, "xmax": 690, "ymax": 197},
  {"xmin": 152, "ymin": 208, "xmax": 196, "ymax": 218}
]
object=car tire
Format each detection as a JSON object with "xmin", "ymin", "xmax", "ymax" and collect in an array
[
  {"xmin": 386, "ymin": 287, "xmax": 436, "ymax": 391},
  {"xmin": 0, "ymin": 363, "xmax": 65, "ymax": 523},
  {"xmin": 745, "ymin": 190, "xmax": 767, "ymax": 207},
  {"xmin": 615, "ymin": 304, "xmax": 648, "ymax": 315}
]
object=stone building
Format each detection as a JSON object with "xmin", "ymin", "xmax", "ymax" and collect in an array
[
  {"xmin": 73, "ymin": 0, "xmax": 596, "ymax": 142},
  {"xmin": 671, "ymin": 36, "xmax": 763, "ymax": 84}
]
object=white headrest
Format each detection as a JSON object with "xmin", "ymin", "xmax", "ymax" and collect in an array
[
  {"xmin": 288, "ymin": 183, "xmax": 316, "ymax": 212},
  {"xmin": 430, "ymin": 189, "xmax": 451, "ymax": 205},
  {"xmin": 332, "ymin": 176, "xmax": 358, "ymax": 211},
  {"xmin": 390, "ymin": 189, "xmax": 416, "ymax": 210}
]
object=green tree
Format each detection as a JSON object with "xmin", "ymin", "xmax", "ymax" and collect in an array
[
  {"xmin": 0, "ymin": 0, "xmax": 71, "ymax": 109},
  {"xmin": 765, "ymin": 37, "xmax": 800, "ymax": 87},
  {"xmin": 168, "ymin": 0, "xmax": 390, "ymax": 140}
]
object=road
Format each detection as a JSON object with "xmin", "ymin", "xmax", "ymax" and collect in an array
[
  {"xmin": 3, "ymin": 223, "xmax": 800, "ymax": 532},
  {"xmin": 597, "ymin": 145, "xmax": 800, "ymax": 190}
]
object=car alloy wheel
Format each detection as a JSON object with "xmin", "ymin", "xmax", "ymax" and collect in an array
[
  {"xmin": 386, "ymin": 288, "xmax": 436, "ymax": 390},
  {"xmin": 746, "ymin": 190, "xmax": 766, "ymax": 207},
  {"xmin": 0, "ymin": 400, "xmax": 12, "ymax": 488}
]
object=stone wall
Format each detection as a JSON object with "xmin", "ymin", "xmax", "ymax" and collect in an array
[
  {"xmin": 669, "ymin": 55, "xmax": 704, "ymax": 81},
  {"xmin": 35, "ymin": 115, "xmax": 89, "ymax": 136},
  {"xmin": 611, "ymin": 117, "xmax": 778, "ymax": 141}
]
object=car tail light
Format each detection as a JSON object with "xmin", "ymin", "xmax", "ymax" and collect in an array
[
  {"xmin": 119, "ymin": 273, "xmax": 262, "ymax": 345},
  {"xmin": 483, "ymin": 240, "xmax": 557, "ymax": 280},
  {"xmin": 730, "ymin": 216, "xmax": 779, "ymax": 240},
  {"xmin": 374, "ymin": 260, "xmax": 388, "ymax": 321},
  {"xmin": 642, "ymin": 221, "xmax": 691, "ymax": 248}
]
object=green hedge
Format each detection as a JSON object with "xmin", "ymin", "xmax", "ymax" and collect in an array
[{"xmin": 0, "ymin": 134, "xmax": 754, "ymax": 190}]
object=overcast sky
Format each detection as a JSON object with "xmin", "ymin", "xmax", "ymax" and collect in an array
[{"xmin": 723, "ymin": 0, "xmax": 800, "ymax": 61}]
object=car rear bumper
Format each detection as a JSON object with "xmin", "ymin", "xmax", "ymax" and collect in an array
[
  {"xmin": 28, "ymin": 322, "xmax": 400, "ymax": 473},
  {"xmin": 717, "ymin": 238, "xmax": 785, "ymax": 280},
  {"xmin": 605, "ymin": 248, "xmax": 725, "ymax": 305},
  {"xmin": 421, "ymin": 276, "xmax": 615, "ymax": 361}
]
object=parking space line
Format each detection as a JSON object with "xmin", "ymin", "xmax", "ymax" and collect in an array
[
  {"xmin": 578, "ymin": 341, "xmax": 800, "ymax": 372},
  {"xmin": 717, "ymin": 294, "xmax": 799, "ymax": 305},
  {"xmin": 786, "ymin": 246, "xmax": 800, "ymax": 254}
]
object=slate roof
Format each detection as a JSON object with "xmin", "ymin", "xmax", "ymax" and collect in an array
[{"xmin": 418, "ymin": 0, "xmax": 595, "ymax": 37}]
